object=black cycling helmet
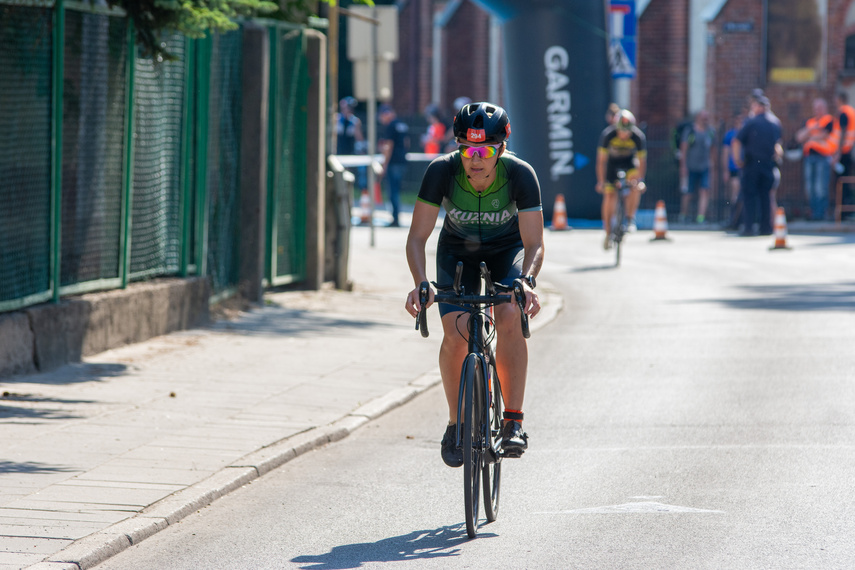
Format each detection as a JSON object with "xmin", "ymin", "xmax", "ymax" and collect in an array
[{"xmin": 453, "ymin": 102, "xmax": 511, "ymax": 145}]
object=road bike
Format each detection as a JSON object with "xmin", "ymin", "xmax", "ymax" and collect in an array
[
  {"xmin": 607, "ymin": 170, "xmax": 644, "ymax": 267},
  {"xmin": 416, "ymin": 261, "xmax": 530, "ymax": 538},
  {"xmin": 607, "ymin": 170, "xmax": 630, "ymax": 266}
]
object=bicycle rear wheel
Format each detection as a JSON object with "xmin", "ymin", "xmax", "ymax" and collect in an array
[
  {"xmin": 462, "ymin": 354, "xmax": 483, "ymax": 538},
  {"xmin": 482, "ymin": 357, "xmax": 502, "ymax": 522}
]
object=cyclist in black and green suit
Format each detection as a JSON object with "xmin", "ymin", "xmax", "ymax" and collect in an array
[{"xmin": 404, "ymin": 102, "xmax": 544, "ymax": 467}]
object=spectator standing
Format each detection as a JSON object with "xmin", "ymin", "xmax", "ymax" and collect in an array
[
  {"xmin": 753, "ymin": 90, "xmax": 783, "ymax": 220},
  {"xmin": 795, "ymin": 98, "xmax": 836, "ymax": 220},
  {"xmin": 378, "ymin": 103, "xmax": 410, "ymax": 227},
  {"xmin": 422, "ymin": 104, "xmax": 446, "ymax": 155},
  {"xmin": 732, "ymin": 93, "xmax": 782, "ymax": 236},
  {"xmin": 335, "ymin": 96, "xmax": 367, "ymax": 192},
  {"xmin": 672, "ymin": 115, "xmax": 693, "ymax": 164},
  {"xmin": 722, "ymin": 113, "xmax": 744, "ymax": 230},
  {"xmin": 335, "ymin": 96, "xmax": 364, "ymax": 155},
  {"xmin": 831, "ymin": 92, "xmax": 855, "ymax": 176},
  {"xmin": 679, "ymin": 109, "xmax": 715, "ymax": 224},
  {"xmin": 832, "ymin": 92, "xmax": 855, "ymax": 216}
]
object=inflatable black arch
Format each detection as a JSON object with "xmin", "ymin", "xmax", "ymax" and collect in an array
[{"xmin": 470, "ymin": 0, "xmax": 612, "ymax": 221}]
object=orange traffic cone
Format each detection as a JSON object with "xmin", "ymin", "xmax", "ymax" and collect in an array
[
  {"xmin": 359, "ymin": 190, "xmax": 371, "ymax": 224},
  {"xmin": 769, "ymin": 206, "xmax": 791, "ymax": 250},
  {"xmin": 651, "ymin": 200, "xmax": 670, "ymax": 241},
  {"xmin": 551, "ymin": 193, "xmax": 569, "ymax": 231}
]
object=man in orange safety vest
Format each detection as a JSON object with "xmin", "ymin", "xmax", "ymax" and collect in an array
[
  {"xmin": 796, "ymin": 98, "xmax": 836, "ymax": 220},
  {"xmin": 832, "ymin": 92, "xmax": 855, "ymax": 217},
  {"xmin": 832, "ymin": 92, "xmax": 855, "ymax": 175}
]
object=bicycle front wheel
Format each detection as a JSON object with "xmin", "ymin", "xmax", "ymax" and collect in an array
[
  {"xmin": 462, "ymin": 354, "xmax": 483, "ymax": 538},
  {"xmin": 482, "ymin": 357, "xmax": 502, "ymax": 522}
]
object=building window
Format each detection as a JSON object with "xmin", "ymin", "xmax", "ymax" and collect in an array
[
  {"xmin": 767, "ymin": 0, "xmax": 826, "ymax": 84},
  {"xmin": 846, "ymin": 34, "xmax": 855, "ymax": 70}
]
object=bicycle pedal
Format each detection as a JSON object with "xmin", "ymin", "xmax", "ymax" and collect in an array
[{"xmin": 501, "ymin": 448, "xmax": 525, "ymax": 459}]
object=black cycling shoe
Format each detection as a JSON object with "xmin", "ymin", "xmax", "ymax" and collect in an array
[
  {"xmin": 441, "ymin": 424, "xmax": 463, "ymax": 468},
  {"xmin": 501, "ymin": 421, "xmax": 528, "ymax": 458}
]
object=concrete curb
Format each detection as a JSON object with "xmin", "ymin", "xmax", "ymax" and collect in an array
[{"xmin": 25, "ymin": 283, "xmax": 563, "ymax": 570}]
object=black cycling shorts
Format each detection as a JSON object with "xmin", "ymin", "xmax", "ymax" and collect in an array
[{"xmin": 435, "ymin": 237, "xmax": 525, "ymax": 317}]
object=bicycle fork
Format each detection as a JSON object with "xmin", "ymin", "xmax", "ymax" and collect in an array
[{"xmin": 455, "ymin": 352, "xmax": 500, "ymax": 465}]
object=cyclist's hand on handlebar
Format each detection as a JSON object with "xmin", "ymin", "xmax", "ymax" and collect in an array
[
  {"xmin": 629, "ymin": 178, "xmax": 646, "ymax": 192},
  {"xmin": 522, "ymin": 283, "xmax": 541, "ymax": 318},
  {"xmin": 405, "ymin": 285, "xmax": 434, "ymax": 318}
]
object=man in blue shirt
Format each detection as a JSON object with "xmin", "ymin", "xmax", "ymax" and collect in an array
[{"xmin": 732, "ymin": 93, "xmax": 782, "ymax": 236}]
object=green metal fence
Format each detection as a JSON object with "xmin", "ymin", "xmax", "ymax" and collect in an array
[
  {"xmin": 0, "ymin": 4, "xmax": 54, "ymax": 310},
  {"xmin": 130, "ymin": 31, "xmax": 187, "ymax": 282},
  {"xmin": 60, "ymin": 5, "xmax": 129, "ymax": 293},
  {"xmin": 267, "ymin": 26, "xmax": 309, "ymax": 286},
  {"xmin": 0, "ymin": 1, "xmax": 312, "ymax": 314},
  {"xmin": 205, "ymin": 31, "xmax": 244, "ymax": 300}
]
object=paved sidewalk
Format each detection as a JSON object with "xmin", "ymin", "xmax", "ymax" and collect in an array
[{"xmin": 1, "ymin": 223, "xmax": 562, "ymax": 570}]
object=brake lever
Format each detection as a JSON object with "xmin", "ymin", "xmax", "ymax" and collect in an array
[
  {"xmin": 417, "ymin": 281, "xmax": 430, "ymax": 338},
  {"xmin": 480, "ymin": 262, "xmax": 496, "ymax": 296},
  {"xmin": 452, "ymin": 262, "xmax": 464, "ymax": 295},
  {"xmin": 512, "ymin": 280, "xmax": 531, "ymax": 339}
]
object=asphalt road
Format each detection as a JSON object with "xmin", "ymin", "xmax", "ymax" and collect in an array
[{"xmin": 96, "ymin": 228, "xmax": 855, "ymax": 569}]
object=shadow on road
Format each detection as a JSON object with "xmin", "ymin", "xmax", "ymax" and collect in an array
[
  {"xmin": 568, "ymin": 263, "xmax": 619, "ymax": 273},
  {"xmin": 211, "ymin": 308, "xmax": 401, "ymax": 338},
  {"xmin": 2, "ymin": 362, "xmax": 129, "ymax": 386},
  {"xmin": 290, "ymin": 524, "xmax": 497, "ymax": 569},
  {"xmin": 693, "ymin": 281, "xmax": 855, "ymax": 312},
  {"xmin": 0, "ymin": 460, "xmax": 77, "ymax": 474}
]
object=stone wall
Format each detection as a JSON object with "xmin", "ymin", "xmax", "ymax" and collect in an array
[{"xmin": 0, "ymin": 277, "xmax": 209, "ymax": 378}]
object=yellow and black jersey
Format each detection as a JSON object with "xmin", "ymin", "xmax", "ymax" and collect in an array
[{"xmin": 598, "ymin": 124, "xmax": 647, "ymax": 177}]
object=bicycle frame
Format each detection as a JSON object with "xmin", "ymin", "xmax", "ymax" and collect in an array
[
  {"xmin": 610, "ymin": 170, "xmax": 632, "ymax": 266},
  {"xmin": 416, "ymin": 261, "xmax": 529, "ymax": 537},
  {"xmin": 454, "ymin": 309, "xmax": 492, "ymax": 456}
]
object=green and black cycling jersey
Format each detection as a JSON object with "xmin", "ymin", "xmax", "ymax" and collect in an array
[{"xmin": 416, "ymin": 151, "xmax": 542, "ymax": 249}]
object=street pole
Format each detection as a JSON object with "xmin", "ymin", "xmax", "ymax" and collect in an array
[
  {"xmin": 365, "ymin": 5, "xmax": 378, "ymax": 246},
  {"xmin": 328, "ymin": 0, "xmax": 338, "ymax": 155}
]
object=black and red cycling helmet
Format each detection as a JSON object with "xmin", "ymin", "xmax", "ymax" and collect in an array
[{"xmin": 453, "ymin": 102, "xmax": 511, "ymax": 145}]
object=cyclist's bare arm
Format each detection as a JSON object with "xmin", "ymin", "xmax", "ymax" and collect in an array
[
  {"xmin": 624, "ymin": 152, "xmax": 647, "ymax": 193},
  {"xmin": 518, "ymin": 210, "xmax": 544, "ymax": 318},
  {"xmin": 635, "ymin": 151, "xmax": 647, "ymax": 183},
  {"xmin": 595, "ymin": 148, "xmax": 608, "ymax": 193},
  {"xmin": 405, "ymin": 200, "xmax": 441, "ymax": 317}
]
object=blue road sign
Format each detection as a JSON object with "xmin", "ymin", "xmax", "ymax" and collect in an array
[{"xmin": 609, "ymin": 0, "xmax": 636, "ymax": 79}]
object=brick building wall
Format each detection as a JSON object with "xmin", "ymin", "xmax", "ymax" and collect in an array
[
  {"xmin": 393, "ymin": 0, "xmax": 498, "ymax": 120},
  {"xmin": 629, "ymin": 0, "xmax": 855, "ymax": 220},
  {"xmin": 637, "ymin": 0, "xmax": 689, "ymax": 127},
  {"xmin": 375, "ymin": 0, "xmax": 855, "ymax": 220},
  {"xmin": 395, "ymin": 0, "xmax": 433, "ymax": 117},
  {"xmin": 706, "ymin": 0, "xmax": 855, "ymax": 219},
  {"xmin": 442, "ymin": 1, "xmax": 498, "ymax": 109}
]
